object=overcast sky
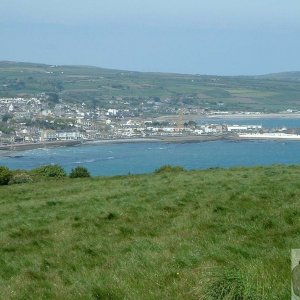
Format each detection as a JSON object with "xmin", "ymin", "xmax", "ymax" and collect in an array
[{"xmin": 1, "ymin": 0, "xmax": 300, "ymax": 75}]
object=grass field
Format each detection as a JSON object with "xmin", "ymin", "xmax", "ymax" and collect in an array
[
  {"xmin": 0, "ymin": 165, "xmax": 299, "ymax": 299},
  {"xmin": 1, "ymin": 61, "xmax": 300, "ymax": 112}
]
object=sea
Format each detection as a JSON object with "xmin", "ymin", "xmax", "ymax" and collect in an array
[
  {"xmin": 1, "ymin": 117, "xmax": 300, "ymax": 176},
  {"xmin": 197, "ymin": 116, "xmax": 300, "ymax": 129}
]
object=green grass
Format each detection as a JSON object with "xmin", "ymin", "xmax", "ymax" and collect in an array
[
  {"xmin": 1, "ymin": 165, "xmax": 300, "ymax": 299},
  {"xmin": 1, "ymin": 61, "xmax": 300, "ymax": 112}
]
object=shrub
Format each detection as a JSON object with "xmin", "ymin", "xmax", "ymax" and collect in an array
[
  {"xmin": 69, "ymin": 166, "xmax": 91, "ymax": 178},
  {"xmin": 154, "ymin": 165, "xmax": 185, "ymax": 174},
  {"xmin": 9, "ymin": 173, "xmax": 33, "ymax": 184},
  {"xmin": 0, "ymin": 166, "xmax": 13, "ymax": 185},
  {"xmin": 32, "ymin": 164, "xmax": 66, "ymax": 178}
]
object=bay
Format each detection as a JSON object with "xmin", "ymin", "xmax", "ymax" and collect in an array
[
  {"xmin": 0, "ymin": 140, "xmax": 300, "ymax": 176},
  {"xmin": 1, "ymin": 117, "xmax": 300, "ymax": 176},
  {"xmin": 197, "ymin": 117, "xmax": 300, "ymax": 129}
]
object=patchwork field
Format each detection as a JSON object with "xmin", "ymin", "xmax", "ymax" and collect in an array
[{"xmin": 1, "ymin": 61, "xmax": 300, "ymax": 112}]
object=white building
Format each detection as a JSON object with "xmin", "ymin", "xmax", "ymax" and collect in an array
[
  {"xmin": 57, "ymin": 131, "xmax": 82, "ymax": 140},
  {"xmin": 106, "ymin": 109, "xmax": 118, "ymax": 116},
  {"xmin": 227, "ymin": 125, "xmax": 262, "ymax": 132}
]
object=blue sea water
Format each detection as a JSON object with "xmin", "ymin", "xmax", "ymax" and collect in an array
[
  {"xmin": 197, "ymin": 117, "xmax": 300, "ymax": 129},
  {"xmin": 1, "ymin": 140, "xmax": 300, "ymax": 176},
  {"xmin": 1, "ymin": 117, "xmax": 300, "ymax": 176}
]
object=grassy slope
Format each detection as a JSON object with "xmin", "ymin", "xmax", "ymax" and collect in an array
[
  {"xmin": 1, "ymin": 166, "xmax": 300, "ymax": 299},
  {"xmin": 1, "ymin": 61, "xmax": 300, "ymax": 112}
]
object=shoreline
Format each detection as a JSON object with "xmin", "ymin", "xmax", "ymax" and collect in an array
[
  {"xmin": 0, "ymin": 135, "xmax": 231, "ymax": 155},
  {"xmin": 2, "ymin": 131, "xmax": 300, "ymax": 156},
  {"xmin": 156, "ymin": 112, "xmax": 300, "ymax": 122},
  {"xmin": 2, "ymin": 112, "xmax": 300, "ymax": 155},
  {"xmin": 205, "ymin": 113, "xmax": 300, "ymax": 119},
  {"xmin": 0, "ymin": 135, "xmax": 224, "ymax": 155},
  {"xmin": 0, "ymin": 140, "xmax": 82, "ymax": 151}
]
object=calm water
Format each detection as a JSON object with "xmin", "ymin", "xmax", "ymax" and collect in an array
[
  {"xmin": 1, "ymin": 140, "xmax": 300, "ymax": 176},
  {"xmin": 1, "ymin": 117, "xmax": 300, "ymax": 176},
  {"xmin": 197, "ymin": 117, "xmax": 300, "ymax": 129}
]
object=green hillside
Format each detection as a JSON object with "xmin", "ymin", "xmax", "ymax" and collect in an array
[
  {"xmin": 1, "ymin": 165, "xmax": 299, "ymax": 299},
  {"xmin": 1, "ymin": 61, "xmax": 300, "ymax": 112}
]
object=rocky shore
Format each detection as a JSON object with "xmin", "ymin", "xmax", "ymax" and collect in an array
[
  {"xmin": 0, "ymin": 134, "xmax": 234, "ymax": 155},
  {"xmin": 0, "ymin": 140, "xmax": 83, "ymax": 152},
  {"xmin": 1, "ymin": 131, "xmax": 299, "ymax": 156}
]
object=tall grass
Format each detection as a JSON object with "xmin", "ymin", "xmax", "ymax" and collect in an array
[{"xmin": 0, "ymin": 165, "xmax": 299, "ymax": 299}]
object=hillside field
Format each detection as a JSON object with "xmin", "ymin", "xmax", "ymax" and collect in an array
[
  {"xmin": 1, "ymin": 165, "xmax": 300, "ymax": 299},
  {"xmin": 1, "ymin": 61, "xmax": 300, "ymax": 112}
]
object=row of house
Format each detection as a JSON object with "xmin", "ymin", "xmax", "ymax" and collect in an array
[{"xmin": 40, "ymin": 130, "xmax": 83, "ymax": 141}]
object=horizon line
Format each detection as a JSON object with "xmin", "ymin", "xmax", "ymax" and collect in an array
[{"xmin": 1, "ymin": 60, "xmax": 300, "ymax": 78}]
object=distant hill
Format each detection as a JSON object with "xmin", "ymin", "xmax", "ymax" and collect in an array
[
  {"xmin": 1, "ymin": 61, "xmax": 300, "ymax": 112},
  {"xmin": 258, "ymin": 71, "xmax": 300, "ymax": 80}
]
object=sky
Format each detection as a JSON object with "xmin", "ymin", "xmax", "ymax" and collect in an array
[{"xmin": 1, "ymin": 0, "xmax": 300, "ymax": 75}]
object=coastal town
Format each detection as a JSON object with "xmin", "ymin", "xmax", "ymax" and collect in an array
[{"xmin": 1, "ymin": 95, "xmax": 300, "ymax": 148}]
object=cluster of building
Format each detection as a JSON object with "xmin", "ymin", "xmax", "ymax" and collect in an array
[{"xmin": 0, "ymin": 96, "xmax": 292, "ymax": 145}]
